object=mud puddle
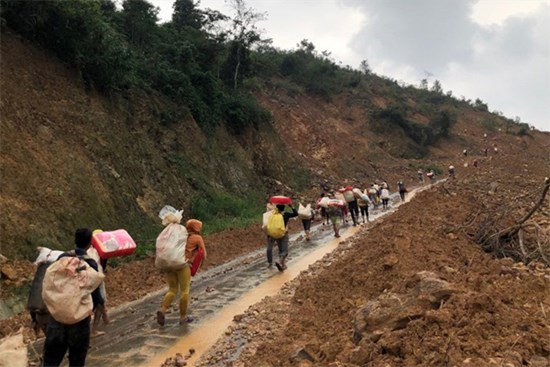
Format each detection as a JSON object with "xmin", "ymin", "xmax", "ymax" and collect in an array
[{"xmin": 28, "ymin": 184, "xmax": 433, "ymax": 366}]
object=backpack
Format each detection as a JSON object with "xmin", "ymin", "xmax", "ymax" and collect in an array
[
  {"xmin": 42, "ymin": 255, "xmax": 104, "ymax": 325},
  {"xmin": 266, "ymin": 209, "xmax": 286, "ymax": 239},
  {"xmin": 343, "ymin": 190, "xmax": 355, "ymax": 203},
  {"xmin": 155, "ymin": 223, "xmax": 188, "ymax": 271}
]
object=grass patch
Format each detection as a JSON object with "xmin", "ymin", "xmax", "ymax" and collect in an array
[{"xmin": 190, "ymin": 191, "xmax": 264, "ymax": 235}]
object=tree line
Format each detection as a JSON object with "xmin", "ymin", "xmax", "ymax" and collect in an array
[
  {"xmin": 0, "ymin": 0, "xmax": 364, "ymax": 134},
  {"xmin": 6, "ymin": 0, "xmax": 520, "ymax": 141}
]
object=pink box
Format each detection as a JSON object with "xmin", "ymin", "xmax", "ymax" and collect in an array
[{"xmin": 92, "ymin": 229, "xmax": 137, "ymax": 259}]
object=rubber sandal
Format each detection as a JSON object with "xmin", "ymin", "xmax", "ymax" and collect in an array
[
  {"xmin": 275, "ymin": 262, "xmax": 283, "ymax": 272},
  {"xmin": 156, "ymin": 310, "xmax": 165, "ymax": 326},
  {"xmin": 91, "ymin": 330, "xmax": 105, "ymax": 338},
  {"xmin": 179, "ymin": 316, "xmax": 194, "ymax": 325}
]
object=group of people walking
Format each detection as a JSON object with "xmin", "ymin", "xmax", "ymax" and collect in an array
[
  {"xmin": 264, "ymin": 179, "xmax": 411, "ymax": 273},
  {"xmin": 38, "ymin": 208, "xmax": 207, "ymax": 366},
  {"xmin": 32, "ymin": 138, "xmax": 497, "ymax": 367}
]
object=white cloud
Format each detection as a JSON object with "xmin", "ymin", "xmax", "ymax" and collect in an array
[{"xmin": 149, "ymin": 0, "xmax": 550, "ymax": 131}]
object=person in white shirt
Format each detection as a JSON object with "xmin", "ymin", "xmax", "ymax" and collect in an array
[{"xmin": 381, "ymin": 187, "xmax": 390, "ymax": 210}]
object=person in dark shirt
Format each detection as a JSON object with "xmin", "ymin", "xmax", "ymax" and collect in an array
[
  {"xmin": 42, "ymin": 228, "xmax": 106, "ymax": 367},
  {"xmin": 397, "ymin": 180, "xmax": 407, "ymax": 201},
  {"xmin": 267, "ymin": 204, "xmax": 298, "ymax": 272}
]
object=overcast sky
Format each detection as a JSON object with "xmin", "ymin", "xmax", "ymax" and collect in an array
[{"xmin": 150, "ymin": 0, "xmax": 550, "ymax": 132}]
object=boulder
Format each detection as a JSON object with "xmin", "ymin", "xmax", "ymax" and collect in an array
[
  {"xmin": 353, "ymin": 271, "xmax": 456, "ymax": 344},
  {"xmin": 0, "ymin": 264, "xmax": 16, "ymax": 281}
]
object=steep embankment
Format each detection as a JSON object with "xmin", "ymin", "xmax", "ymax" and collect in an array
[
  {"xmin": 0, "ymin": 32, "xmax": 279, "ymax": 259},
  {"xmin": 2, "ymin": 31, "xmax": 541, "ymax": 261}
]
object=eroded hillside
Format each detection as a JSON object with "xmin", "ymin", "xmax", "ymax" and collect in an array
[
  {"xmin": 1, "ymin": 24, "xmax": 550, "ymax": 367},
  {"xmin": 1, "ymin": 30, "xmax": 548, "ymax": 261}
]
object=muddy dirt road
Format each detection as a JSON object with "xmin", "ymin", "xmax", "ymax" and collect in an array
[{"xmin": 28, "ymin": 190, "xmax": 418, "ymax": 367}]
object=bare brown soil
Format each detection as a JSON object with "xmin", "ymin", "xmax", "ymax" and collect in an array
[
  {"xmin": 1, "ymin": 30, "xmax": 550, "ymax": 367},
  {"xmin": 194, "ymin": 143, "xmax": 550, "ymax": 366}
]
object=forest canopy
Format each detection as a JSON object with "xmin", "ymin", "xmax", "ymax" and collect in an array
[{"xmin": 1, "ymin": 0, "xmax": 478, "ymax": 139}]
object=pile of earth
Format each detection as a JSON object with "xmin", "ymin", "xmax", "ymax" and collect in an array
[
  {"xmin": 0, "ymin": 128, "xmax": 548, "ymax": 367},
  {"xmin": 192, "ymin": 145, "xmax": 550, "ymax": 366}
]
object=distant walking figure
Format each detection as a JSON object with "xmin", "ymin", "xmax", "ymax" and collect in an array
[
  {"xmin": 448, "ymin": 165, "xmax": 456, "ymax": 179},
  {"xmin": 380, "ymin": 187, "xmax": 390, "ymax": 210},
  {"xmin": 417, "ymin": 169, "xmax": 424, "ymax": 184},
  {"xmin": 397, "ymin": 180, "xmax": 407, "ymax": 201},
  {"xmin": 357, "ymin": 189, "xmax": 371, "ymax": 223},
  {"xmin": 427, "ymin": 170, "xmax": 435, "ymax": 183}
]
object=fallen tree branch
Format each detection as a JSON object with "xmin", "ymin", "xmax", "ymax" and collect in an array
[
  {"xmin": 506, "ymin": 178, "xmax": 550, "ymax": 238},
  {"xmin": 485, "ymin": 178, "xmax": 550, "ymax": 244}
]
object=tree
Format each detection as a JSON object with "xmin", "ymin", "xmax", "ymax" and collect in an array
[
  {"xmin": 420, "ymin": 78, "xmax": 428, "ymax": 90},
  {"xmin": 359, "ymin": 59, "xmax": 370, "ymax": 75},
  {"xmin": 298, "ymin": 39, "xmax": 315, "ymax": 54},
  {"xmin": 172, "ymin": 0, "xmax": 203, "ymax": 30},
  {"xmin": 429, "ymin": 110, "xmax": 455, "ymax": 138},
  {"xmin": 224, "ymin": 0, "xmax": 269, "ymax": 89},
  {"xmin": 474, "ymin": 98, "xmax": 488, "ymax": 111},
  {"xmin": 431, "ymin": 79, "xmax": 443, "ymax": 94},
  {"xmin": 120, "ymin": 0, "xmax": 159, "ymax": 48}
]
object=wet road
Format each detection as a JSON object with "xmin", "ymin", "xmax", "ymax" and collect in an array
[{"xmin": 28, "ymin": 188, "xmax": 429, "ymax": 366}]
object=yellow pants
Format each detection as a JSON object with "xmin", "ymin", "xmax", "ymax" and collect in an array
[{"xmin": 161, "ymin": 266, "xmax": 191, "ymax": 318}]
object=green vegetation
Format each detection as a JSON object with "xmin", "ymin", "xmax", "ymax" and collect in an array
[
  {"xmin": 371, "ymin": 104, "xmax": 457, "ymax": 157},
  {"xmin": 1, "ymin": 0, "xmax": 527, "ymax": 262},
  {"xmin": 288, "ymin": 167, "xmax": 313, "ymax": 193},
  {"xmin": 515, "ymin": 124, "xmax": 531, "ymax": 136},
  {"xmin": 1, "ymin": 0, "xmax": 495, "ymax": 144},
  {"xmin": 481, "ymin": 117, "xmax": 500, "ymax": 131},
  {"xmin": 223, "ymin": 91, "xmax": 272, "ymax": 134},
  {"xmin": 190, "ymin": 191, "xmax": 264, "ymax": 235}
]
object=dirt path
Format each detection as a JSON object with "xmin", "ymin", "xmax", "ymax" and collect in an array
[
  {"xmin": 27, "ymin": 190, "xmax": 417, "ymax": 367},
  {"xmin": 28, "ymin": 225, "xmax": 355, "ymax": 366}
]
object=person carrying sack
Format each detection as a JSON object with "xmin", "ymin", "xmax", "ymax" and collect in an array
[
  {"xmin": 298, "ymin": 203, "xmax": 315, "ymax": 241},
  {"xmin": 156, "ymin": 207, "xmax": 205, "ymax": 326},
  {"xmin": 265, "ymin": 204, "xmax": 297, "ymax": 271},
  {"xmin": 42, "ymin": 228, "xmax": 106, "ymax": 367}
]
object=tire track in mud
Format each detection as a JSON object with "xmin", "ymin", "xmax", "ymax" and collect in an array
[{"xmin": 28, "ymin": 184, "xmax": 436, "ymax": 366}]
